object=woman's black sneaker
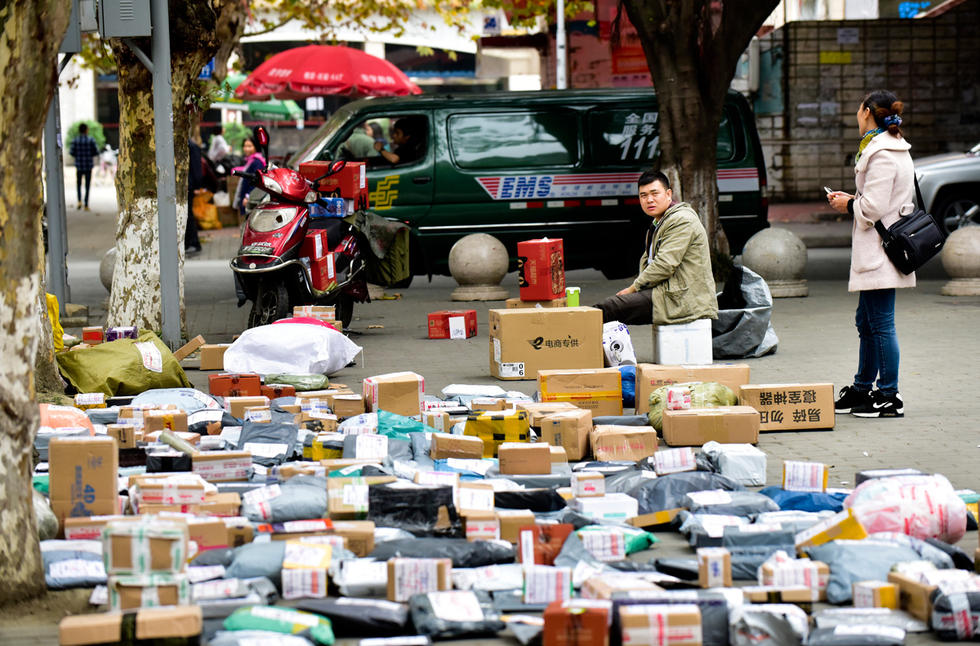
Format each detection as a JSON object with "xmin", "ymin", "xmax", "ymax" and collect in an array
[
  {"xmin": 835, "ymin": 385, "xmax": 871, "ymax": 414},
  {"xmin": 851, "ymin": 390, "xmax": 904, "ymax": 418}
]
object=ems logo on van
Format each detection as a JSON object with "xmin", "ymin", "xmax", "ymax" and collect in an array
[{"xmin": 477, "ymin": 173, "xmax": 642, "ymax": 200}]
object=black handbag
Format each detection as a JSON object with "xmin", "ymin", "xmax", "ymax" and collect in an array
[{"xmin": 872, "ymin": 177, "xmax": 946, "ymax": 274}]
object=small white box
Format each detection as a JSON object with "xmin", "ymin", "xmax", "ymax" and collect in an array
[
  {"xmin": 652, "ymin": 318, "xmax": 713, "ymax": 365},
  {"xmin": 567, "ymin": 493, "xmax": 638, "ymax": 523}
]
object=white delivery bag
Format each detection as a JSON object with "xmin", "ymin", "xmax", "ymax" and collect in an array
[{"xmin": 223, "ymin": 322, "xmax": 362, "ymax": 376}]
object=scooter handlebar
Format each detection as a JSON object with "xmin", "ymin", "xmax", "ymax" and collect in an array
[{"xmin": 232, "ymin": 170, "xmax": 259, "ymax": 183}]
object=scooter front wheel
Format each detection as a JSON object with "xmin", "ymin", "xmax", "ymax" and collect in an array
[{"xmin": 248, "ymin": 279, "xmax": 290, "ymax": 328}]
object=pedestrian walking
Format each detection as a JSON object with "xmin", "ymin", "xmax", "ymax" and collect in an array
[
  {"xmin": 69, "ymin": 123, "xmax": 99, "ymax": 210},
  {"xmin": 827, "ymin": 90, "xmax": 915, "ymax": 418}
]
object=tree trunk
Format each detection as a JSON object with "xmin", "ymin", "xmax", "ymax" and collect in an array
[
  {"xmin": 0, "ymin": 0, "xmax": 72, "ymax": 604},
  {"xmin": 106, "ymin": 1, "xmax": 219, "ymax": 333},
  {"xmin": 621, "ymin": 0, "xmax": 779, "ymax": 258}
]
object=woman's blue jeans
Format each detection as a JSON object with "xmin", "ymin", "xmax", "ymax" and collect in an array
[{"xmin": 853, "ymin": 288, "xmax": 899, "ymax": 395}]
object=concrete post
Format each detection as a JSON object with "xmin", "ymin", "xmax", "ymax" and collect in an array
[{"xmin": 44, "ymin": 88, "xmax": 70, "ymax": 315}]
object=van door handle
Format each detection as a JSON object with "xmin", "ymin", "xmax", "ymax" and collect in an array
[{"xmin": 413, "ymin": 176, "xmax": 432, "ymax": 185}]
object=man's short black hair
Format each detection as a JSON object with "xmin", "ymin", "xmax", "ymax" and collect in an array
[
  {"xmin": 638, "ymin": 169, "xmax": 669, "ymax": 190},
  {"xmin": 79, "ymin": 123, "xmax": 89, "ymax": 134}
]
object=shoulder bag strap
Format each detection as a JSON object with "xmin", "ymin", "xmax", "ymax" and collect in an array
[
  {"xmin": 914, "ymin": 175, "xmax": 925, "ymax": 211},
  {"xmin": 873, "ymin": 219, "xmax": 890, "ymax": 242}
]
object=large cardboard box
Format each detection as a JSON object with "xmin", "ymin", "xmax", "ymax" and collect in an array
[
  {"xmin": 517, "ymin": 238, "xmax": 565, "ymax": 301},
  {"xmin": 635, "ymin": 363, "xmax": 751, "ymax": 414},
  {"xmin": 538, "ymin": 368, "xmax": 624, "ymax": 417},
  {"xmin": 619, "ymin": 604, "xmax": 703, "ymax": 646},
  {"xmin": 515, "ymin": 401, "xmax": 579, "ymax": 427},
  {"xmin": 430, "ymin": 433, "xmax": 484, "ymax": 460},
  {"xmin": 506, "ymin": 296, "xmax": 567, "ymax": 309},
  {"xmin": 738, "ymin": 383, "xmax": 835, "ymax": 431},
  {"xmin": 362, "ymin": 371, "xmax": 424, "ymax": 417},
  {"xmin": 386, "ymin": 557, "xmax": 452, "ymax": 602},
  {"xmin": 103, "ymin": 519, "xmax": 188, "ymax": 575},
  {"xmin": 498, "ymin": 442, "xmax": 552, "ymax": 475},
  {"xmin": 488, "ymin": 307, "xmax": 603, "ymax": 380},
  {"xmin": 208, "ymin": 373, "xmax": 261, "ymax": 397},
  {"xmin": 49, "ymin": 436, "xmax": 119, "ymax": 526},
  {"xmin": 497, "ymin": 509, "xmax": 536, "ymax": 544},
  {"xmin": 59, "ymin": 605, "xmax": 202, "ymax": 646},
  {"xmin": 540, "ymin": 408, "xmax": 593, "ymax": 461},
  {"xmin": 653, "ymin": 319, "xmax": 713, "ymax": 365},
  {"xmin": 661, "ymin": 407, "xmax": 760, "ymax": 446},
  {"xmin": 590, "ymin": 425, "xmax": 658, "ymax": 462}
]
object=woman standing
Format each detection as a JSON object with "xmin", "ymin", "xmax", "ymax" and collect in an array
[
  {"xmin": 233, "ymin": 135, "xmax": 267, "ymax": 216},
  {"xmin": 828, "ymin": 90, "xmax": 916, "ymax": 418}
]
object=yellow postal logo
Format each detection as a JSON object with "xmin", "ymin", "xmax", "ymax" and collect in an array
[{"xmin": 371, "ymin": 175, "xmax": 400, "ymax": 210}]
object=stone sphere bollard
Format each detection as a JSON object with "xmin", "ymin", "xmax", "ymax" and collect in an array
[
  {"xmin": 741, "ymin": 227, "xmax": 808, "ymax": 297},
  {"xmin": 448, "ymin": 233, "xmax": 509, "ymax": 301},
  {"xmin": 940, "ymin": 226, "xmax": 980, "ymax": 296},
  {"xmin": 100, "ymin": 246, "xmax": 116, "ymax": 292}
]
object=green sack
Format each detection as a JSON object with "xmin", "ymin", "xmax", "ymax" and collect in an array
[
  {"xmin": 647, "ymin": 381, "xmax": 737, "ymax": 431},
  {"xmin": 263, "ymin": 373, "xmax": 331, "ymax": 391},
  {"xmin": 56, "ymin": 330, "xmax": 191, "ymax": 397},
  {"xmin": 377, "ymin": 409, "xmax": 434, "ymax": 440},
  {"xmin": 223, "ymin": 606, "xmax": 334, "ymax": 644}
]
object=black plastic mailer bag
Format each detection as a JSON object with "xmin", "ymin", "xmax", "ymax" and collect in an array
[
  {"xmin": 369, "ymin": 538, "xmax": 515, "ymax": 569},
  {"xmin": 368, "ymin": 483, "xmax": 461, "ymax": 537},
  {"xmin": 628, "ymin": 471, "xmax": 744, "ymax": 515},
  {"xmin": 930, "ymin": 589, "xmax": 980, "ymax": 641},
  {"xmin": 410, "ymin": 589, "xmax": 505, "ymax": 639},
  {"xmin": 295, "ymin": 597, "xmax": 410, "ymax": 637},
  {"xmin": 494, "ymin": 488, "xmax": 567, "ymax": 512}
]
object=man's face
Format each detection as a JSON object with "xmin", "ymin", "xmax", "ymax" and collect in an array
[
  {"xmin": 638, "ymin": 180, "xmax": 672, "ymax": 219},
  {"xmin": 390, "ymin": 128, "xmax": 407, "ymax": 145}
]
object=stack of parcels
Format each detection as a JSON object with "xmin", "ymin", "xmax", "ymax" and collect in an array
[{"xmin": 102, "ymin": 518, "xmax": 190, "ymax": 610}]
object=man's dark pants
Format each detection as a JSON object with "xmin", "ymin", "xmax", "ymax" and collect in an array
[
  {"xmin": 594, "ymin": 290, "xmax": 653, "ymax": 324},
  {"xmin": 76, "ymin": 169, "xmax": 92, "ymax": 207}
]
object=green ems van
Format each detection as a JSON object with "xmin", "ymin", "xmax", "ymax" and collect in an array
[{"xmin": 289, "ymin": 88, "xmax": 768, "ymax": 279}]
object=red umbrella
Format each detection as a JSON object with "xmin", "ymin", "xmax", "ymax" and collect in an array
[{"xmin": 235, "ymin": 44, "xmax": 422, "ymax": 101}]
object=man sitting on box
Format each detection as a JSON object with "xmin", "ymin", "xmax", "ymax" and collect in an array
[{"xmin": 594, "ymin": 170, "xmax": 717, "ymax": 325}]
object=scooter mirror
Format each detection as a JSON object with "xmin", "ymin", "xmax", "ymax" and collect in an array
[
  {"xmin": 255, "ymin": 126, "xmax": 269, "ymax": 147},
  {"xmin": 313, "ymin": 159, "xmax": 347, "ymax": 183}
]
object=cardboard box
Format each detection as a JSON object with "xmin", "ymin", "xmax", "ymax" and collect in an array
[
  {"xmin": 488, "ymin": 307, "xmax": 603, "ymax": 380},
  {"xmin": 628, "ymin": 508, "xmax": 682, "ymax": 529},
  {"xmin": 363, "ymin": 372, "xmax": 424, "ymax": 417},
  {"xmin": 173, "ymin": 334, "xmax": 206, "ymax": 361},
  {"xmin": 293, "ymin": 304, "xmax": 335, "ymax": 321},
  {"xmin": 428, "ymin": 309, "xmax": 478, "ymax": 339},
  {"xmin": 506, "ymin": 296, "xmax": 567, "ymax": 309},
  {"xmin": 199, "ymin": 492, "xmax": 242, "ymax": 517},
  {"xmin": 103, "ymin": 519, "xmax": 189, "ymax": 574},
  {"xmin": 653, "ymin": 319, "xmax": 713, "ymax": 365},
  {"xmin": 661, "ymin": 407, "xmax": 760, "ymax": 446},
  {"xmin": 517, "ymin": 238, "xmax": 565, "ymax": 301},
  {"xmin": 458, "ymin": 482, "xmax": 496, "ymax": 516},
  {"xmin": 142, "ymin": 430, "xmax": 199, "ymax": 446},
  {"xmin": 63, "ymin": 515, "xmax": 133, "ymax": 541},
  {"xmin": 635, "ymin": 363, "xmax": 751, "ymax": 414},
  {"xmin": 653, "ymin": 447, "xmax": 698, "ymax": 475},
  {"xmin": 549, "ymin": 446, "xmax": 567, "ymax": 463},
  {"xmin": 225, "ymin": 395, "xmax": 270, "ymax": 419},
  {"xmin": 759, "ymin": 558, "xmax": 830, "ymax": 601},
  {"xmin": 59, "ymin": 605, "xmax": 202, "ymax": 646},
  {"xmin": 567, "ymin": 493, "xmax": 639, "ymax": 523},
  {"xmin": 386, "ymin": 557, "xmax": 452, "ymax": 602},
  {"xmin": 571, "ymin": 471, "xmax": 605, "ymax": 498},
  {"xmin": 619, "ymin": 604, "xmax": 703, "ymax": 646},
  {"xmin": 282, "ymin": 568, "xmax": 329, "ymax": 600},
  {"xmin": 794, "ymin": 508, "xmax": 868, "ymax": 551},
  {"xmin": 741, "ymin": 586, "xmax": 820, "ymax": 607},
  {"xmin": 498, "ymin": 442, "xmax": 552, "ymax": 475},
  {"xmin": 199, "ymin": 344, "xmax": 231, "ymax": 371},
  {"xmin": 183, "ymin": 517, "xmax": 230, "ymax": 552},
  {"xmin": 422, "ymin": 411, "xmax": 451, "ymax": 432},
  {"xmin": 49, "ymin": 436, "xmax": 119, "ymax": 526},
  {"xmin": 543, "ymin": 600, "xmax": 610, "ymax": 646},
  {"xmin": 191, "ymin": 451, "xmax": 252, "ymax": 482},
  {"xmin": 853, "ymin": 580, "xmax": 899, "ymax": 609},
  {"xmin": 540, "ymin": 408, "xmax": 593, "ymax": 461},
  {"xmin": 538, "ymin": 368, "xmax": 623, "ymax": 417},
  {"xmin": 516, "ymin": 401, "xmax": 580, "ymax": 427},
  {"xmin": 524, "ymin": 564, "xmax": 573, "ymax": 603},
  {"xmin": 497, "ymin": 509, "xmax": 536, "ymax": 544},
  {"xmin": 782, "ymin": 460, "xmax": 829, "ymax": 492},
  {"xmin": 738, "ymin": 383, "xmax": 835, "ymax": 431},
  {"xmin": 470, "ymin": 397, "xmax": 507, "ymax": 412},
  {"xmin": 887, "ymin": 571, "xmax": 937, "ymax": 622},
  {"xmin": 590, "ymin": 425, "xmax": 658, "ymax": 462},
  {"xmin": 106, "ymin": 424, "xmax": 138, "ymax": 449},
  {"xmin": 465, "ymin": 515, "xmax": 500, "ymax": 542},
  {"xmin": 697, "ymin": 547, "xmax": 732, "ymax": 588},
  {"xmin": 430, "ymin": 433, "xmax": 484, "ymax": 460},
  {"xmin": 143, "ymin": 409, "xmax": 188, "ymax": 433},
  {"xmin": 580, "ymin": 574, "xmax": 662, "ymax": 600},
  {"xmin": 130, "ymin": 475, "xmax": 207, "ymax": 507},
  {"xmin": 329, "ymin": 520, "xmax": 375, "ymax": 557},
  {"xmin": 464, "ymin": 409, "xmax": 531, "ymax": 457},
  {"xmin": 243, "ymin": 406, "xmax": 272, "ymax": 423},
  {"xmin": 108, "ymin": 573, "xmax": 190, "ymax": 610},
  {"xmin": 331, "ymin": 394, "xmax": 365, "ymax": 419},
  {"xmin": 208, "ymin": 373, "xmax": 261, "ymax": 397},
  {"xmin": 327, "ymin": 476, "xmax": 397, "ymax": 519},
  {"xmin": 261, "ymin": 383, "xmax": 296, "ymax": 399},
  {"xmin": 82, "ymin": 326, "xmax": 104, "ymax": 344},
  {"xmin": 74, "ymin": 392, "xmax": 106, "ymax": 410},
  {"xmin": 301, "ymin": 160, "xmax": 369, "ymax": 209}
]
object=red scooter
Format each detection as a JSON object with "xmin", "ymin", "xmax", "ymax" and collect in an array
[{"xmin": 230, "ymin": 137, "xmax": 369, "ymax": 329}]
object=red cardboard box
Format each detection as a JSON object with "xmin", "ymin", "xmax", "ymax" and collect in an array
[
  {"xmin": 299, "ymin": 231, "xmax": 338, "ymax": 293},
  {"xmin": 261, "ymin": 384, "xmax": 297, "ymax": 399},
  {"xmin": 428, "ymin": 310, "xmax": 478, "ymax": 339},
  {"xmin": 209, "ymin": 373, "xmax": 261, "ymax": 397},
  {"xmin": 518, "ymin": 238, "xmax": 565, "ymax": 301},
  {"xmin": 299, "ymin": 161, "xmax": 369, "ymax": 210}
]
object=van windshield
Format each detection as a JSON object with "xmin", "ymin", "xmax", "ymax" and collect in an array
[{"xmin": 288, "ymin": 108, "xmax": 355, "ymax": 166}]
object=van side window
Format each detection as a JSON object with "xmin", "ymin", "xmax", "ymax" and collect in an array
[
  {"xmin": 589, "ymin": 108, "xmax": 660, "ymax": 165},
  {"xmin": 716, "ymin": 110, "xmax": 736, "ymax": 162},
  {"xmin": 449, "ymin": 112, "xmax": 578, "ymax": 169}
]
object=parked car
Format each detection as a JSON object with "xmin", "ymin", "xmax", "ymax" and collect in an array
[
  {"xmin": 288, "ymin": 88, "xmax": 769, "ymax": 279},
  {"xmin": 914, "ymin": 142, "xmax": 980, "ymax": 234}
]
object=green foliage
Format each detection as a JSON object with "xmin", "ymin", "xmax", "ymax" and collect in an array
[
  {"xmin": 220, "ymin": 122, "xmax": 253, "ymax": 152},
  {"xmin": 66, "ymin": 120, "xmax": 106, "ymax": 151}
]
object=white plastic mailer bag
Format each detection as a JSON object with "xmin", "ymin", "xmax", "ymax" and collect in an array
[
  {"xmin": 223, "ymin": 323, "xmax": 362, "ymax": 376},
  {"xmin": 602, "ymin": 321, "xmax": 637, "ymax": 366}
]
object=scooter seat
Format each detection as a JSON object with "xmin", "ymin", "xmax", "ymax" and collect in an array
[{"xmin": 307, "ymin": 217, "xmax": 348, "ymax": 248}]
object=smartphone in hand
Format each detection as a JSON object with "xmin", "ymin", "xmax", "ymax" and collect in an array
[{"xmin": 823, "ymin": 186, "xmax": 834, "ymax": 194}]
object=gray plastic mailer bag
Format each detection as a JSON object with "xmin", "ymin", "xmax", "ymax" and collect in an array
[
  {"xmin": 804, "ymin": 626, "xmax": 906, "ymax": 646},
  {"xmin": 681, "ymin": 489, "xmax": 780, "ymax": 517},
  {"xmin": 731, "ymin": 604, "xmax": 809, "ymax": 646},
  {"xmin": 240, "ymin": 476, "xmax": 328, "ymax": 523},
  {"xmin": 723, "ymin": 526, "xmax": 797, "ymax": 580},
  {"xmin": 410, "ymin": 589, "xmax": 505, "ymax": 639},
  {"xmin": 713, "ymin": 265, "xmax": 778, "ymax": 359},
  {"xmin": 628, "ymin": 471, "xmax": 745, "ymax": 515},
  {"xmin": 237, "ymin": 419, "xmax": 300, "ymax": 466}
]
